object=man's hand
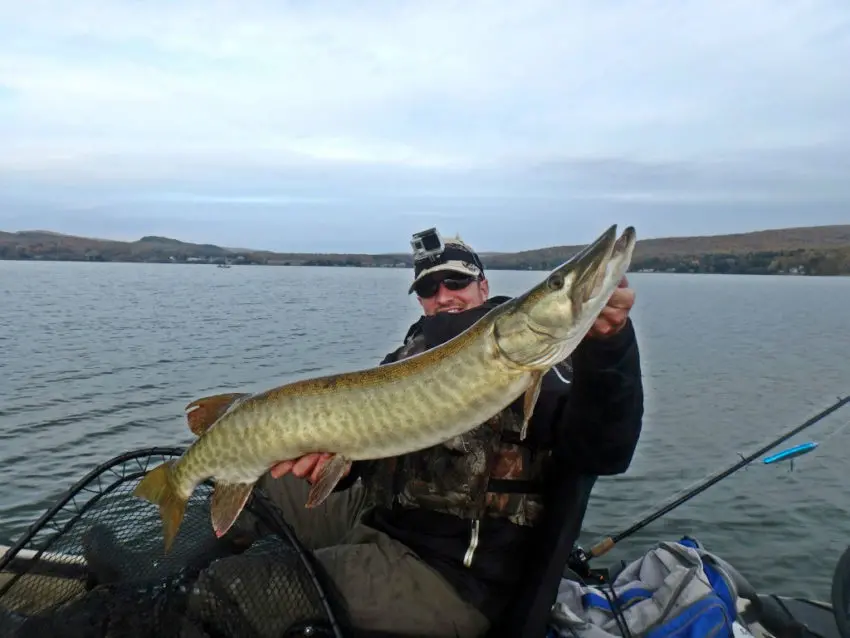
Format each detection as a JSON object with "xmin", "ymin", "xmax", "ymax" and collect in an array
[
  {"xmin": 587, "ymin": 276, "xmax": 635, "ymax": 339},
  {"xmin": 269, "ymin": 452, "xmax": 349, "ymax": 484}
]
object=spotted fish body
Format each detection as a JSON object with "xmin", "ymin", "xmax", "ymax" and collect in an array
[
  {"xmin": 178, "ymin": 331, "xmax": 534, "ymax": 483},
  {"xmin": 134, "ymin": 224, "xmax": 637, "ymax": 551}
]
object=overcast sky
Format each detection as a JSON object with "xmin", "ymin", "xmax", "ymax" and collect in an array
[{"xmin": 1, "ymin": 1, "xmax": 848, "ymax": 253}]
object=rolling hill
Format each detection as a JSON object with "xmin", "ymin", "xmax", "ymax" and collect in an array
[
  {"xmin": 483, "ymin": 225, "xmax": 850, "ymax": 275},
  {"xmin": 2, "ymin": 224, "xmax": 849, "ymax": 275}
]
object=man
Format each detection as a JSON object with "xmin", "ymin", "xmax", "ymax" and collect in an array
[{"xmin": 239, "ymin": 231, "xmax": 644, "ymax": 637}]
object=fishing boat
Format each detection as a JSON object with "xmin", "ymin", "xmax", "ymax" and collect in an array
[
  {"xmin": 1, "ymin": 552, "xmax": 844, "ymax": 638},
  {"xmin": 1, "ymin": 446, "xmax": 847, "ymax": 638}
]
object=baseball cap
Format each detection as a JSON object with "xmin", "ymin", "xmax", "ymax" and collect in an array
[{"xmin": 408, "ymin": 236, "xmax": 486, "ymax": 295}]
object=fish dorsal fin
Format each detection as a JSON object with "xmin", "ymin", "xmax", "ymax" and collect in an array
[{"xmin": 185, "ymin": 392, "xmax": 250, "ymax": 436}]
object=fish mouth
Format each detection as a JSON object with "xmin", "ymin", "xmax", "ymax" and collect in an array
[
  {"xmin": 491, "ymin": 224, "xmax": 636, "ymax": 371},
  {"xmin": 563, "ymin": 224, "xmax": 635, "ymax": 307}
]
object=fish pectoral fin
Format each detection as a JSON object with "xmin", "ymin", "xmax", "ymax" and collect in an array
[
  {"xmin": 185, "ymin": 392, "xmax": 251, "ymax": 436},
  {"xmin": 520, "ymin": 370, "xmax": 544, "ymax": 441},
  {"xmin": 210, "ymin": 481, "xmax": 256, "ymax": 539},
  {"xmin": 305, "ymin": 454, "xmax": 353, "ymax": 508}
]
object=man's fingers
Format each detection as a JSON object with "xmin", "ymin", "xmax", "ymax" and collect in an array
[
  {"xmin": 600, "ymin": 306, "xmax": 627, "ymax": 326},
  {"xmin": 588, "ymin": 317, "xmax": 610, "ymax": 337},
  {"xmin": 588, "ymin": 306, "xmax": 628, "ymax": 338},
  {"xmin": 606, "ymin": 287, "xmax": 635, "ymax": 310},
  {"xmin": 270, "ymin": 460, "xmax": 294, "ymax": 479},
  {"xmin": 270, "ymin": 452, "xmax": 337, "ymax": 483},
  {"xmin": 310, "ymin": 457, "xmax": 329, "ymax": 484},
  {"xmin": 292, "ymin": 454, "xmax": 321, "ymax": 478}
]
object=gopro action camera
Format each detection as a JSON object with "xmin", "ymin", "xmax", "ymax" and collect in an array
[{"xmin": 410, "ymin": 227, "xmax": 444, "ymax": 265}]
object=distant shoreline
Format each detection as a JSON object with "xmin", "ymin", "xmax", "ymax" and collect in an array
[
  {"xmin": 2, "ymin": 225, "xmax": 850, "ymax": 276},
  {"xmin": 2, "ymin": 256, "xmax": 848, "ymax": 277}
]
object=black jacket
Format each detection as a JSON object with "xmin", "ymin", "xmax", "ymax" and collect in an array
[{"xmin": 337, "ymin": 295, "xmax": 644, "ymax": 620}]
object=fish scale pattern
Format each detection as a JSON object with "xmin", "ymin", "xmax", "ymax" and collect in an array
[{"xmin": 0, "ymin": 448, "xmax": 343, "ymax": 638}]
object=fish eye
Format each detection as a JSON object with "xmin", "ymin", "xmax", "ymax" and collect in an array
[{"xmin": 547, "ymin": 272, "xmax": 564, "ymax": 290}]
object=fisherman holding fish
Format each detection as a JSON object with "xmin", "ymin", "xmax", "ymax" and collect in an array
[
  {"xmin": 134, "ymin": 225, "xmax": 644, "ymax": 637},
  {"xmin": 228, "ymin": 229, "xmax": 641, "ymax": 636}
]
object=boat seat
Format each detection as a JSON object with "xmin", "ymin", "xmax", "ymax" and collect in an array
[{"xmin": 485, "ymin": 472, "xmax": 597, "ymax": 638}]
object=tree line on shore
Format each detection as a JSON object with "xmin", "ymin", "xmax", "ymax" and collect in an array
[
  {"xmin": 2, "ymin": 226, "xmax": 849, "ymax": 276},
  {"xmin": 493, "ymin": 247, "xmax": 850, "ymax": 276}
]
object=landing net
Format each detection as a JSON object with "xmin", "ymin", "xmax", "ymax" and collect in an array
[{"xmin": 0, "ymin": 447, "xmax": 344, "ymax": 638}]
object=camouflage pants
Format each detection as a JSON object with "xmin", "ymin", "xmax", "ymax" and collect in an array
[{"xmin": 241, "ymin": 472, "xmax": 490, "ymax": 638}]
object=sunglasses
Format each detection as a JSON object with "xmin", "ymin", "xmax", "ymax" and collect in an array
[{"xmin": 414, "ymin": 275, "xmax": 476, "ymax": 298}]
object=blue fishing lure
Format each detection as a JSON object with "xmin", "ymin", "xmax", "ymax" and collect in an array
[{"xmin": 763, "ymin": 442, "xmax": 818, "ymax": 471}]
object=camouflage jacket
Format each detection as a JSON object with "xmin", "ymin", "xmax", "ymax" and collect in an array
[{"xmin": 363, "ymin": 300, "xmax": 570, "ymax": 528}]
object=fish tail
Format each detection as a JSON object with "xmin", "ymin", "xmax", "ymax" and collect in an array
[{"xmin": 133, "ymin": 460, "xmax": 187, "ymax": 553}]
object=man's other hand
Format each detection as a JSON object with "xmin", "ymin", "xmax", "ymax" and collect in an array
[
  {"xmin": 587, "ymin": 276, "xmax": 635, "ymax": 339},
  {"xmin": 269, "ymin": 452, "xmax": 350, "ymax": 484}
]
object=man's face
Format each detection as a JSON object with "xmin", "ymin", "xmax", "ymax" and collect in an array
[{"xmin": 414, "ymin": 272, "xmax": 489, "ymax": 316}]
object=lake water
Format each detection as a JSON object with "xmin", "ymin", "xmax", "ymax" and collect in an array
[{"xmin": 1, "ymin": 261, "xmax": 849, "ymax": 601}]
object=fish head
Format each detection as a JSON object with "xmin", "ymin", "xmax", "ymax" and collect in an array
[{"xmin": 493, "ymin": 224, "xmax": 636, "ymax": 370}]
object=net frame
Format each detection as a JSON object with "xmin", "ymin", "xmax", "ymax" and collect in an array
[{"xmin": 0, "ymin": 446, "xmax": 346, "ymax": 638}]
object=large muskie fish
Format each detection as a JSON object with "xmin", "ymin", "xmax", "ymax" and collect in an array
[{"xmin": 135, "ymin": 224, "xmax": 637, "ymax": 551}]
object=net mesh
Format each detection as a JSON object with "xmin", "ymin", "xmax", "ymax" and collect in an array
[{"xmin": 0, "ymin": 447, "xmax": 344, "ymax": 638}]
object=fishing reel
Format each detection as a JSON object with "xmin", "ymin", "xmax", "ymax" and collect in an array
[
  {"xmin": 567, "ymin": 545, "xmax": 591, "ymax": 577},
  {"xmin": 566, "ymin": 545, "xmax": 610, "ymax": 585},
  {"xmin": 410, "ymin": 227, "xmax": 445, "ymax": 267}
]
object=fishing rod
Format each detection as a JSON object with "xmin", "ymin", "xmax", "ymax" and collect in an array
[{"xmin": 579, "ymin": 393, "xmax": 850, "ymax": 565}]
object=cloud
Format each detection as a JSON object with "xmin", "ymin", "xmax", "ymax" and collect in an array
[
  {"xmin": 0, "ymin": 1, "xmax": 848, "ymax": 250},
  {"xmin": 3, "ymin": 0, "xmax": 849, "ymax": 167}
]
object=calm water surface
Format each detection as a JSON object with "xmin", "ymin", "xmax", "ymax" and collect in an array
[{"xmin": 1, "ymin": 261, "xmax": 849, "ymax": 599}]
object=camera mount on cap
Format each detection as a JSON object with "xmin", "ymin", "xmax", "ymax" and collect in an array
[{"xmin": 410, "ymin": 227, "xmax": 444, "ymax": 267}]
